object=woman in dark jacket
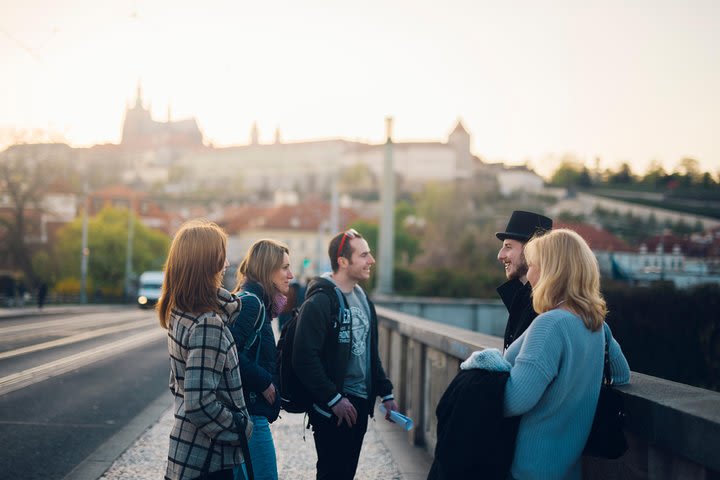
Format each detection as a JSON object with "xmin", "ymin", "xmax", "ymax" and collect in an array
[{"xmin": 230, "ymin": 239, "xmax": 294, "ymax": 480}]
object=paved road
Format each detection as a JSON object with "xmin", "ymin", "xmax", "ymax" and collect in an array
[{"xmin": 0, "ymin": 307, "xmax": 168, "ymax": 480}]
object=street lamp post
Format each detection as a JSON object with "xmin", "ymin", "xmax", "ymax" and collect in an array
[
  {"xmin": 79, "ymin": 181, "xmax": 89, "ymax": 304},
  {"xmin": 124, "ymin": 208, "xmax": 135, "ymax": 302},
  {"xmin": 376, "ymin": 116, "xmax": 395, "ymax": 295}
]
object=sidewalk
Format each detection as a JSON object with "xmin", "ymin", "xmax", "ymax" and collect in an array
[{"xmin": 91, "ymin": 400, "xmax": 430, "ymax": 480}]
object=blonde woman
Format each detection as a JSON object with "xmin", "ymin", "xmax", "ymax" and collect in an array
[
  {"xmin": 230, "ymin": 239, "xmax": 294, "ymax": 480},
  {"xmin": 158, "ymin": 220, "xmax": 253, "ymax": 480},
  {"xmin": 503, "ymin": 229, "xmax": 630, "ymax": 480}
]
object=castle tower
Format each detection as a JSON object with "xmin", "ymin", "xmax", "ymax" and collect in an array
[{"xmin": 448, "ymin": 118, "xmax": 473, "ymax": 178}]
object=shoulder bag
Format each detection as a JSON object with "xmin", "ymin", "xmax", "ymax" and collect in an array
[{"xmin": 583, "ymin": 324, "xmax": 628, "ymax": 459}]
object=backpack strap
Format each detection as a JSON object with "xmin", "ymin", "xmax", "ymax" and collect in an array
[
  {"xmin": 238, "ymin": 291, "xmax": 266, "ymax": 356},
  {"xmin": 332, "ymin": 286, "xmax": 349, "ymax": 329}
]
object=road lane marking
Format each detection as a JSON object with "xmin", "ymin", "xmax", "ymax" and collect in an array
[
  {"xmin": 0, "ymin": 328, "xmax": 166, "ymax": 396},
  {"xmin": 0, "ymin": 319, "xmax": 155, "ymax": 360},
  {"xmin": 0, "ymin": 312, "xmax": 153, "ymax": 336}
]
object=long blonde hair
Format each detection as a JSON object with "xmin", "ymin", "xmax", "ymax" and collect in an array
[
  {"xmin": 234, "ymin": 238, "xmax": 289, "ymax": 303},
  {"xmin": 524, "ymin": 228, "xmax": 606, "ymax": 331},
  {"xmin": 157, "ymin": 219, "xmax": 227, "ymax": 329}
]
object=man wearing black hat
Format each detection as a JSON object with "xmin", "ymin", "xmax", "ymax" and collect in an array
[{"xmin": 496, "ymin": 210, "xmax": 553, "ymax": 350}]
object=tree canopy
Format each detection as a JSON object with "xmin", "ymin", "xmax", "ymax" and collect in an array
[{"xmin": 55, "ymin": 207, "xmax": 170, "ymax": 295}]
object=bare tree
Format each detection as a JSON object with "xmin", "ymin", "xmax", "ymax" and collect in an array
[{"xmin": 0, "ymin": 144, "xmax": 63, "ymax": 286}]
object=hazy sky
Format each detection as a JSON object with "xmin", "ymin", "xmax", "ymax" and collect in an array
[{"xmin": 1, "ymin": 0, "xmax": 718, "ymax": 177}]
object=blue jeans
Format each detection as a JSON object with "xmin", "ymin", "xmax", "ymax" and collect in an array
[{"xmin": 234, "ymin": 415, "xmax": 278, "ymax": 480}]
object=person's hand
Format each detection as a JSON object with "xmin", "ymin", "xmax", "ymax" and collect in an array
[
  {"xmin": 331, "ymin": 397, "xmax": 357, "ymax": 427},
  {"xmin": 262, "ymin": 383, "xmax": 276, "ymax": 405},
  {"xmin": 382, "ymin": 399, "xmax": 398, "ymax": 422}
]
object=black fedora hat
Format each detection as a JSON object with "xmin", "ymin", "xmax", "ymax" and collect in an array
[{"xmin": 496, "ymin": 210, "xmax": 553, "ymax": 242}]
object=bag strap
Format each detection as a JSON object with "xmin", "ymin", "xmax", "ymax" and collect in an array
[
  {"xmin": 239, "ymin": 428, "xmax": 255, "ymax": 480},
  {"xmin": 602, "ymin": 323, "xmax": 613, "ymax": 386},
  {"xmin": 238, "ymin": 291, "xmax": 266, "ymax": 355}
]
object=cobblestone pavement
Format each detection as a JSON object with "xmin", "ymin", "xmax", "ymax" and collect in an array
[{"xmin": 100, "ymin": 407, "xmax": 403, "ymax": 480}]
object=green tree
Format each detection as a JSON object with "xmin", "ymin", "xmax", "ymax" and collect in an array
[
  {"xmin": 607, "ymin": 162, "xmax": 635, "ymax": 185},
  {"xmin": 55, "ymin": 207, "xmax": 170, "ymax": 295},
  {"xmin": 550, "ymin": 159, "xmax": 585, "ymax": 187},
  {"xmin": 349, "ymin": 202, "xmax": 421, "ymax": 268},
  {"xmin": 640, "ymin": 161, "xmax": 667, "ymax": 188},
  {"xmin": 677, "ymin": 157, "xmax": 701, "ymax": 185}
]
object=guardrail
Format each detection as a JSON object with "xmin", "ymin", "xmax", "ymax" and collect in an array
[{"xmin": 375, "ymin": 306, "xmax": 720, "ymax": 479}]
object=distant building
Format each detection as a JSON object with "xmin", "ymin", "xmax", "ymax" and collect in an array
[
  {"xmin": 495, "ymin": 165, "xmax": 545, "ymax": 197},
  {"xmin": 219, "ymin": 200, "xmax": 361, "ymax": 277},
  {"xmin": 558, "ymin": 221, "xmax": 720, "ymax": 288},
  {"xmin": 118, "ymin": 86, "xmax": 488, "ymax": 192},
  {"xmin": 175, "ymin": 117, "xmax": 490, "ymax": 193},
  {"xmin": 88, "ymin": 185, "xmax": 179, "ymax": 235},
  {"xmin": 120, "ymin": 83, "xmax": 204, "ymax": 151}
]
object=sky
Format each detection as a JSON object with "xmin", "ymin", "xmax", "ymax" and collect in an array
[{"xmin": 1, "ymin": 0, "xmax": 719, "ymax": 178}]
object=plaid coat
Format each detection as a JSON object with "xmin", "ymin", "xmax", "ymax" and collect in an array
[{"xmin": 165, "ymin": 289, "xmax": 253, "ymax": 480}]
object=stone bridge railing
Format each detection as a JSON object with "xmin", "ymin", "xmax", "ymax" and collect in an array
[{"xmin": 375, "ymin": 306, "xmax": 720, "ymax": 479}]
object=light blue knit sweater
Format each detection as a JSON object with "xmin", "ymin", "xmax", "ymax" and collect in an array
[{"xmin": 503, "ymin": 309, "xmax": 630, "ymax": 480}]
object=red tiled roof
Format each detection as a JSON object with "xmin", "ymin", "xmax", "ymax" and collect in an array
[
  {"xmin": 45, "ymin": 178, "xmax": 78, "ymax": 194},
  {"xmin": 91, "ymin": 185, "xmax": 149, "ymax": 199},
  {"xmin": 554, "ymin": 222, "xmax": 633, "ymax": 252},
  {"xmin": 219, "ymin": 202, "xmax": 360, "ymax": 234}
]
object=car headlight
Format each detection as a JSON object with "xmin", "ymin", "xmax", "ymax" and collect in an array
[{"xmin": 138, "ymin": 296, "xmax": 148, "ymax": 305}]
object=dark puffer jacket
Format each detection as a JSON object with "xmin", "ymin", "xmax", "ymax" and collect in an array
[
  {"xmin": 428, "ymin": 350, "xmax": 520, "ymax": 480},
  {"xmin": 228, "ymin": 281, "xmax": 281, "ymax": 422}
]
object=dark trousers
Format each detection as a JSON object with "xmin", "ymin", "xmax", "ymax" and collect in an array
[
  {"xmin": 200, "ymin": 469, "xmax": 234, "ymax": 480},
  {"xmin": 309, "ymin": 395, "xmax": 370, "ymax": 480}
]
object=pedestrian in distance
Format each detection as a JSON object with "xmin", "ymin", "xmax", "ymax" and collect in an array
[
  {"xmin": 502, "ymin": 228, "xmax": 630, "ymax": 479},
  {"xmin": 496, "ymin": 210, "xmax": 553, "ymax": 350},
  {"xmin": 229, "ymin": 239, "xmax": 294, "ymax": 480},
  {"xmin": 17, "ymin": 282, "xmax": 26, "ymax": 307},
  {"xmin": 293, "ymin": 228, "xmax": 398, "ymax": 480},
  {"xmin": 158, "ymin": 219, "xmax": 253, "ymax": 480},
  {"xmin": 37, "ymin": 282, "xmax": 48, "ymax": 309}
]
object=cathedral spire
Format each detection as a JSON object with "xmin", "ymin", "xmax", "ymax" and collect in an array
[
  {"xmin": 250, "ymin": 121, "xmax": 259, "ymax": 145},
  {"xmin": 274, "ymin": 126, "xmax": 282, "ymax": 144},
  {"xmin": 135, "ymin": 81, "xmax": 144, "ymax": 109}
]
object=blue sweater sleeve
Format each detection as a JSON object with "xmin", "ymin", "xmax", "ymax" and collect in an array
[
  {"xmin": 503, "ymin": 315, "xmax": 563, "ymax": 416},
  {"xmin": 228, "ymin": 295, "xmax": 272, "ymax": 393},
  {"xmin": 605, "ymin": 323, "xmax": 631, "ymax": 385}
]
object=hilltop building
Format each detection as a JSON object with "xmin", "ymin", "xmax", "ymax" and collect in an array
[{"xmin": 120, "ymin": 84, "xmax": 204, "ymax": 151}]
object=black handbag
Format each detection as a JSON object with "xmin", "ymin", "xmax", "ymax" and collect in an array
[{"xmin": 583, "ymin": 324, "xmax": 628, "ymax": 459}]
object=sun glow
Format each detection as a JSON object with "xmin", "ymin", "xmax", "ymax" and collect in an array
[{"xmin": 1, "ymin": 0, "xmax": 719, "ymax": 177}]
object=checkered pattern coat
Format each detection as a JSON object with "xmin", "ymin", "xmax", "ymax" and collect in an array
[{"xmin": 165, "ymin": 289, "xmax": 253, "ymax": 480}]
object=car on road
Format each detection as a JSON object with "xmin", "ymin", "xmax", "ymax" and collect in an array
[{"xmin": 137, "ymin": 271, "xmax": 163, "ymax": 308}]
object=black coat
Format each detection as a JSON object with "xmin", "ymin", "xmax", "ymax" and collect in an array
[
  {"xmin": 428, "ymin": 368, "xmax": 520, "ymax": 480},
  {"xmin": 497, "ymin": 279, "xmax": 538, "ymax": 349}
]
